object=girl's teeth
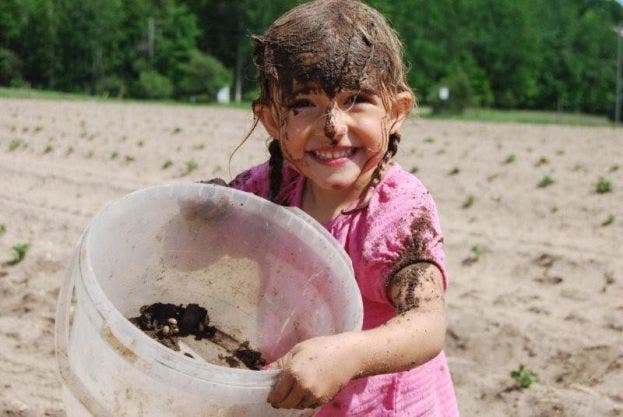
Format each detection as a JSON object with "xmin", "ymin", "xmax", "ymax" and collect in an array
[{"xmin": 313, "ymin": 149, "xmax": 355, "ymax": 160}]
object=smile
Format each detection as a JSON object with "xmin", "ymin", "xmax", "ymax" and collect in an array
[{"xmin": 310, "ymin": 148, "xmax": 357, "ymax": 160}]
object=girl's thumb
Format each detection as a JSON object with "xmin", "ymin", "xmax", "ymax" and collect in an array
[{"xmin": 263, "ymin": 357, "xmax": 285, "ymax": 370}]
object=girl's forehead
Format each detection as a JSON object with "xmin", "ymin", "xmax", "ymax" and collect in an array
[{"xmin": 283, "ymin": 80, "xmax": 379, "ymax": 99}]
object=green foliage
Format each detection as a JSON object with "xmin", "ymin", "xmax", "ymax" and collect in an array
[
  {"xmin": 0, "ymin": 48, "xmax": 22, "ymax": 86},
  {"xmin": 429, "ymin": 71, "xmax": 472, "ymax": 114},
  {"xmin": 134, "ymin": 71, "xmax": 173, "ymax": 99},
  {"xmin": 95, "ymin": 75, "xmax": 126, "ymax": 98},
  {"xmin": 511, "ymin": 364, "xmax": 537, "ymax": 388},
  {"xmin": 595, "ymin": 177, "xmax": 613, "ymax": 194},
  {"xmin": 11, "ymin": 242, "xmax": 31, "ymax": 264},
  {"xmin": 0, "ymin": 0, "xmax": 620, "ymax": 110},
  {"xmin": 176, "ymin": 50, "xmax": 232, "ymax": 101},
  {"xmin": 0, "ymin": 224, "xmax": 6, "ymax": 235},
  {"xmin": 162, "ymin": 160, "xmax": 173, "ymax": 169}
]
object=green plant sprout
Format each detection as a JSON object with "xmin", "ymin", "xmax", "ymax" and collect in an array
[
  {"xmin": 504, "ymin": 153, "xmax": 517, "ymax": 164},
  {"xmin": 0, "ymin": 224, "xmax": 6, "ymax": 235},
  {"xmin": 11, "ymin": 242, "xmax": 31, "ymax": 265},
  {"xmin": 110, "ymin": 151, "xmax": 119, "ymax": 160},
  {"xmin": 538, "ymin": 175, "xmax": 555, "ymax": 188},
  {"xmin": 535, "ymin": 156, "xmax": 549, "ymax": 166},
  {"xmin": 601, "ymin": 214, "xmax": 615, "ymax": 227},
  {"xmin": 423, "ymin": 137, "xmax": 435, "ymax": 143},
  {"xmin": 43, "ymin": 145, "xmax": 53, "ymax": 154},
  {"xmin": 595, "ymin": 177, "xmax": 613, "ymax": 194},
  {"xmin": 511, "ymin": 365, "xmax": 537, "ymax": 388},
  {"xmin": 462, "ymin": 194, "xmax": 475, "ymax": 209},
  {"xmin": 470, "ymin": 245, "xmax": 483, "ymax": 259},
  {"xmin": 449, "ymin": 167, "xmax": 460, "ymax": 176},
  {"xmin": 9, "ymin": 139, "xmax": 23, "ymax": 151},
  {"xmin": 162, "ymin": 160, "xmax": 173, "ymax": 169},
  {"xmin": 184, "ymin": 160, "xmax": 198, "ymax": 175}
]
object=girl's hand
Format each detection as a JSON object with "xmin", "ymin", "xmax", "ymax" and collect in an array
[{"xmin": 267, "ymin": 333, "xmax": 362, "ymax": 409}]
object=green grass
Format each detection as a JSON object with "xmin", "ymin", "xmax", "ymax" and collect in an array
[
  {"xmin": 419, "ymin": 107, "xmax": 614, "ymax": 127},
  {"xmin": 0, "ymin": 87, "xmax": 252, "ymax": 109}
]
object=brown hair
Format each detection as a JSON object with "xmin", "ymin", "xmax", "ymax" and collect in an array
[{"xmin": 252, "ymin": 0, "xmax": 413, "ymax": 206}]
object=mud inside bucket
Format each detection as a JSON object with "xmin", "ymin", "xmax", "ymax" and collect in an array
[{"xmin": 55, "ymin": 183, "xmax": 363, "ymax": 417}]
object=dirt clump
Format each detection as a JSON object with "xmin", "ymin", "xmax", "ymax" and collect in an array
[{"xmin": 129, "ymin": 302, "xmax": 267, "ymax": 370}]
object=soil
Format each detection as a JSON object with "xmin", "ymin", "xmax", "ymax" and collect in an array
[
  {"xmin": 2, "ymin": 98, "xmax": 621, "ymax": 416},
  {"xmin": 128, "ymin": 302, "xmax": 267, "ymax": 370}
]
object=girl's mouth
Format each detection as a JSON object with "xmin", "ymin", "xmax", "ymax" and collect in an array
[{"xmin": 309, "ymin": 147, "xmax": 358, "ymax": 163}]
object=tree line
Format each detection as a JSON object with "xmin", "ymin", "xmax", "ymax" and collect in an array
[{"xmin": 1, "ymin": 0, "xmax": 622, "ymax": 113}]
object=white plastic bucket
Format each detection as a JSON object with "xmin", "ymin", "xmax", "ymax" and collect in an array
[{"xmin": 55, "ymin": 183, "xmax": 363, "ymax": 417}]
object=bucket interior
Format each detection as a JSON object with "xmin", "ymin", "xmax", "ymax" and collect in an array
[{"xmin": 82, "ymin": 184, "xmax": 361, "ymax": 363}]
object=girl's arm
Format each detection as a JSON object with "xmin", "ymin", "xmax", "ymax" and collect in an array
[{"xmin": 267, "ymin": 261, "xmax": 446, "ymax": 409}]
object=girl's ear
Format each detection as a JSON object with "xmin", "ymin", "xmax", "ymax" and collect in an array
[
  {"xmin": 255, "ymin": 104, "xmax": 281, "ymax": 139},
  {"xmin": 389, "ymin": 91, "xmax": 414, "ymax": 134}
]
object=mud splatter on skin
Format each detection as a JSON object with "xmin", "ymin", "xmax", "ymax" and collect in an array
[
  {"xmin": 391, "ymin": 212, "xmax": 439, "ymax": 273},
  {"xmin": 387, "ymin": 213, "xmax": 444, "ymax": 313},
  {"xmin": 324, "ymin": 103, "xmax": 337, "ymax": 141}
]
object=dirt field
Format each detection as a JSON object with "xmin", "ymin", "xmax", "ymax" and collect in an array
[{"xmin": 0, "ymin": 98, "xmax": 621, "ymax": 416}]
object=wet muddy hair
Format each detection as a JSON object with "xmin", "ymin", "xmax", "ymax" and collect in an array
[{"xmin": 252, "ymin": 0, "xmax": 413, "ymax": 207}]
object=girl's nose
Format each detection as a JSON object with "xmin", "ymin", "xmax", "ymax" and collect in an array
[{"xmin": 323, "ymin": 105, "xmax": 347, "ymax": 144}]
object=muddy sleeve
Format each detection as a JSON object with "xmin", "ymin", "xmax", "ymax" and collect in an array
[{"xmin": 356, "ymin": 177, "xmax": 448, "ymax": 305}]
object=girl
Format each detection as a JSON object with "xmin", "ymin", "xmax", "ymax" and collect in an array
[{"xmin": 224, "ymin": 0, "xmax": 459, "ymax": 415}]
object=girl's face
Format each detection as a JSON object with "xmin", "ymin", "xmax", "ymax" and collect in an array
[{"xmin": 259, "ymin": 83, "xmax": 412, "ymax": 195}]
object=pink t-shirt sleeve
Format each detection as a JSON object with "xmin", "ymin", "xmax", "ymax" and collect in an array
[{"xmin": 355, "ymin": 166, "xmax": 447, "ymax": 305}]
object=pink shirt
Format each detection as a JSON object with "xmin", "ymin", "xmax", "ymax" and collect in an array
[{"xmin": 230, "ymin": 161, "xmax": 459, "ymax": 417}]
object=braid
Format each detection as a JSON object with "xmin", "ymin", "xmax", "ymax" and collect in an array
[
  {"xmin": 370, "ymin": 132, "xmax": 401, "ymax": 187},
  {"xmin": 342, "ymin": 132, "xmax": 401, "ymax": 215},
  {"xmin": 268, "ymin": 139, "xmax": 284, "ymax": 204}
]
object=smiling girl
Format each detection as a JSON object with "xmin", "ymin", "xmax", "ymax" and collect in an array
[{"xmin": 222, "ymin": 0, "xmax": 460, "ymax": 415}]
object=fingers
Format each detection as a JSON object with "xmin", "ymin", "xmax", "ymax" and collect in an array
[
  {"xmin": 278, "ymin": 384, "xmax": 307, "ymax": 409},
  {"xmin": 267, "ymin": 372, "xmax": 295, "ymax": 407},
  {"xmin": 268, "ymin": 373, "xmax": 321, "ymax": 410},
  {"xmin": 298, "ymin": 395, "xmax": 320, "ymax": 410}
]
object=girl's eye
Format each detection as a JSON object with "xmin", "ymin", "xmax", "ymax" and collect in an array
[
  {"xmin": 288, "ymin": 99, "xmax": 312, "ymax": 111},
  {"xmin": 345, "ymin": 94, "xmax": 370, "ymax": 106}
]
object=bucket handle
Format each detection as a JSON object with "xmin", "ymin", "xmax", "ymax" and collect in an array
[{"xmin": 55, "ymin": 244, "xmax": 113, "ymax": 417}]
